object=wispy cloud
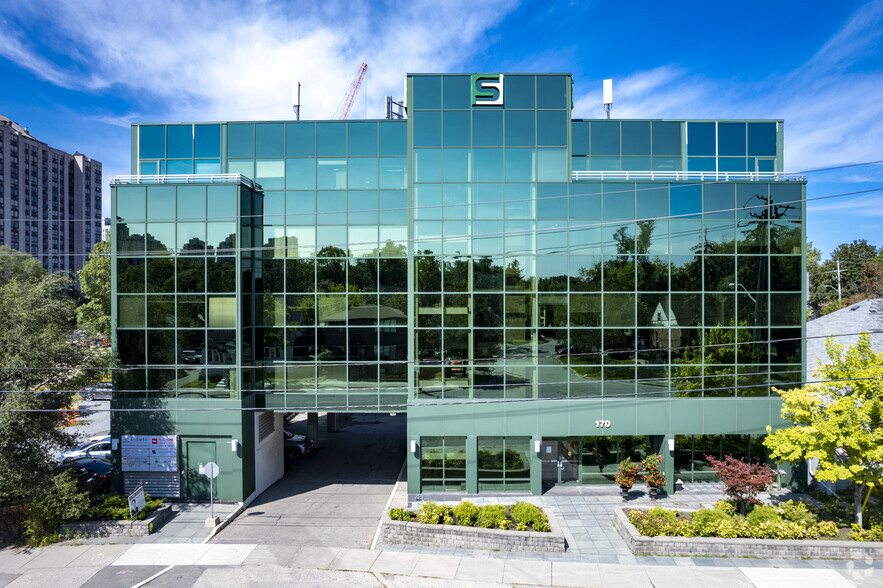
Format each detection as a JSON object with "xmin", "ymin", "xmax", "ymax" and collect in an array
[
  {"xmin": 0, "ymin": 0, "xmax": 517, "ymax": 121},
  {"xmin": 572, "ymin": 0, "xmax": 883, "ymax": 175}
]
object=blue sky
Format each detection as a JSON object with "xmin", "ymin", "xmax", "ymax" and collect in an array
[{"xmin": 1, "ymin": 0, "xmax": 881, "ymax": 257}]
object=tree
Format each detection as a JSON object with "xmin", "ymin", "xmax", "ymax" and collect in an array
[
  {"xmin": 810, "ymin": 240, "xmax": 882, "ymax": 316},
  {"xmin": 0, "ymin": 249, "xmax": 109, "ymax": 505},
  {"xmin": 764, "ymin": 333, "xmax": 883, "ymax": 526},
  {"xmin": 705, "ymin": 454, "xmax": 774, "ymax": 514},
  {"xmin": 76, "ymin": 240, "xmax": 111, "ymax": 339}
]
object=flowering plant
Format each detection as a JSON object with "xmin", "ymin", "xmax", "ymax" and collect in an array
[
  {"xmin": 641, "ymin": 454, "xmax": 666, "ymax": 488},
  {"xmin": 614, "ymin": 458, "xmax": 639, "ymax": 489}
]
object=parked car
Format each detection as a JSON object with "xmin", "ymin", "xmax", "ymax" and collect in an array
[
  {"xmin": 81, "ymin": 381, "xmax": 112, "ymax": 401},
  {"xmin": 283, "ymin": 429, "xmax": 315, "ymax": 460},
  {"xmin": 60, "ymin": 458, "xmax": 111, "ymax": 492},
  {"xmin": 61, "ymin": 436, "xmax": 111, "ymax": 462}
]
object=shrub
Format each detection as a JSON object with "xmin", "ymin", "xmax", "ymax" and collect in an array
[
  {"xmin": 476, "ymin": 504, "xmax": 509, "ymax": 529},
  {"xmin": 388, "ymin": 508, "xmax": 415, "ymax": 522},
  {"xmin": 816, "ymin": 520, "xmax": 839, "ymax": 537},
  {"xmin": 705, "ymin": 454, "xmax": 774, "ymax": 513},
  {"xmin": 691, "ymin": 507, "xmax": 731, "ymax": 535},
  {"xmin": 752, "ymin": 519, "xmax": 811, "ymax": 540},
  {"xmin": 747, "ymin": 504, "xmax": 781, "ymax": 527},
  {"xmin": 629, "ymin": 507, "xmax": 680, "ymax": 536},
  {"xmin": 416, "ymin": 502, "xmax": 453, "ymax": 525},
  {"xmin": 511, "ymin": 501, "xmax": 550, "ymax": 532},
  {"xmin": 779, "ymin": 500, "xmax": 817, "ymax": 526},
  {"xmin": 647, "ymin": 506, "xmax": 676, "ymax": 523},
  {"xmin": 452, "ymin": 501, "xmax": 479, "ymax": 526},
  {"xmin": 84, "ymin": 493, "xmax": 163, "ymax": 522},
  {"xmin": 25, "ymin": 470, "xmax": 90, "ymax": 545},
  {"xmin": 713, "ymin": 500, "xmax": 736, "ymax": 516},
  {"xmin": 851, "ymin": 523, "xmax": 883, "ymax": 542}
]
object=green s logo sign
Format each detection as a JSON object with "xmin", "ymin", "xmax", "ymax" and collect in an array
[{"xmin": 472, "ymin": 74, "xmax": 504, "ymax": 106}]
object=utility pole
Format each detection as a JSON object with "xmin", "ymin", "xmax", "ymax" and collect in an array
[{"xmin": 829, "ymin": 259, "xmax": 843, "ymax": 301}]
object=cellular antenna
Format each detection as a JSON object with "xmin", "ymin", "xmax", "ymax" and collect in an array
[
  {"xmin": 603, "ymin": 79, "xmax": 613, "ymax": 119},
  {"xmin": 293, "ymin": 82, "xmax": 301, "ymax": 120}
]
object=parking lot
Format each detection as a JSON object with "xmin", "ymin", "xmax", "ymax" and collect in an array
[{"xmin": 214, "ymin": 412, "xmax": 406, "ymax": 548}]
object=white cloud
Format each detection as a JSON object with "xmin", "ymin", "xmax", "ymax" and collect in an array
[
  {"xmin": 571, "ymin": 1, "xmax": 883, "ymax": 174},
  {"xmin": 0, "ymin": 0, "xmax": 517, "ymax": 121}
]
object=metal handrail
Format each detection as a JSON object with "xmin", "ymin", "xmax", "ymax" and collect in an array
[
  {"xmin": 111, "ymin": 174, "xmax": 263, "ymax": 190},
  {"xmin": 571, "ymin": 171, "xmax": 805, "ymax": 182}
]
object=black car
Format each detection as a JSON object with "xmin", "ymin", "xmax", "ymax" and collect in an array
[{"xmin": 58, "ymin": 458, "xmax": 111, "ymax": 492}]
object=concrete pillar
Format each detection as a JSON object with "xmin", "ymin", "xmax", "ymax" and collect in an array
[
  {"xmin": 307, "ymin": 412, "xmax": 319, "ymax": 445},
  {"xmin": 466, "ymin": 436, "xmax": 478, "ymax": 494},
  {"xmin": 326, "ymin": 412, "xmax": 337, "ymax": 433}
]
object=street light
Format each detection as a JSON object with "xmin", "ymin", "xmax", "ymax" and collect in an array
[{"xmin": 728, "ymin": 282, "xmax": 756, "ymax": 303}]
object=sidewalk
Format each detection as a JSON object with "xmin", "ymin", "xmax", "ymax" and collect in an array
[{"xmin": 0, "ymin": 542, "xmax": 880, "ymax": 587}]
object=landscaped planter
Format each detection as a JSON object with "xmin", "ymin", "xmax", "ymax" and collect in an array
[
  {"xmin": 614, "ymin": 506, "xmax": 883, "ymax": 560},
  {"xmin": 381, "ymin": 512, "xmax": 565, "ymax": 552},
  {"xmin": 60, "ymin": 503, "xmax": 173, "ymax": 539}
]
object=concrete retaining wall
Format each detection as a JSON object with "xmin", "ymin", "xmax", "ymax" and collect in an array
[
  {"xmin": 381, "ymin": 517, "xmax": 565, "ymax": 552},
  {"xmin": 61, "ymin": 503, "xmax": 172, "ymax": 539},
  {"xmin": 614, "ymin": 506, "xmax": 883, "ymax": 559}
]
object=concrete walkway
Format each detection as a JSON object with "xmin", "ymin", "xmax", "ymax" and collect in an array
[{"xmin": 0, "ymin": 542, "xmax": 880, "ymax": 587}]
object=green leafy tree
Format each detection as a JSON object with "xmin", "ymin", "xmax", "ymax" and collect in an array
[
  {"xmin": 764, "ymin": 333, "xmax": 883, "ymax": 526},
  {"xmin": 0, "ymin": 249, "xmax": 109, "ymax": 505},
  {"xmin": 76, "ymin": 240, "xmax": 112, "ymax": 339}
]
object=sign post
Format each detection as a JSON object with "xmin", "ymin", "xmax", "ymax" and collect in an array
[{"xmin": 203, "ymin": 461, "xmax": 220, "ymax": 523}]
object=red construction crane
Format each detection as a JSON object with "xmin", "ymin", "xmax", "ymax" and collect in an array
[{"xmin": 334, "ymin": 62, "xmax": 368, "ymax": 120}]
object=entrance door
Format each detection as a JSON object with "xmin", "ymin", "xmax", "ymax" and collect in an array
[
  {"xmin": 184, "ymin": 441, "xmax": 217, "ymax": 499},
  {"xmin": 540, "ymin": 438, "xmax": 581, "ymax": 485}
]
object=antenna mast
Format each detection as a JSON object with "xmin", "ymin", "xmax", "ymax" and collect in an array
[
  {"xmin": 334, "ymin": 63, "xmax": 368, "ymax": 120},
  {"xmin": 293, "ymin": 82, "xmax": 301, "ymax": 120},
  {"xmin": 603, "ymin": 78, "xmax": 613, "ymax": 119}
]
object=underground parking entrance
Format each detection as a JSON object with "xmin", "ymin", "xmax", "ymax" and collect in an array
[{"xmin": 213, "ymin": 412, "xmax": 406, "ymax": 548}]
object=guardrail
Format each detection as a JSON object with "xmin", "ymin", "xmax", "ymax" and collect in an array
[
  {"xmin": 572, "ymin": 171, "xmax": 804, "ymax": 182},
  {"xmin": 111, "ymin": 174, "xmax": 263, "ymax": 190}
]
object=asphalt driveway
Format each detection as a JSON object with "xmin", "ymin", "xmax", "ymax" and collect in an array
[{"xmin": 213, "ymin": 413, "xmax": 405, "ymax": 548}]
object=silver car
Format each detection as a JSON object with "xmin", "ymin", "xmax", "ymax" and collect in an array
[
  {"xmin": 61, "ymin": 436, "xmax": 111, "ymax": 462},
  {"xmin": 81, "ymin": 382, "xmax": 112, "ymax": 401}
]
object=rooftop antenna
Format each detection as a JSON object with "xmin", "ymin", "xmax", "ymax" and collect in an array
[
  {"xmin": 292, "ymin": 82, "xmax": 301, "ymax": 120},
  {"xmin": 603, "ymin": 79, "xmax": 613, "ymax": 119}
]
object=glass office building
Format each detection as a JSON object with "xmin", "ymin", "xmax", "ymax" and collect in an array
[{"xmin": 111, "ymin": 73, "xmax": 805, "ymax": 500}]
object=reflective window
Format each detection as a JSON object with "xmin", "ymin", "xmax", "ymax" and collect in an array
[
  {"xmin": 414, "ymin": 149, "xmax": 442, "ymax": 182},
  {"xmin": 651, "ymin": 121, "xmax": 681, "ymax": 156},
  {"xmin": 379, "ymin": 121, "xmax": 406, "ymax": 156},
  {"xmin": 194, "ymin": 124, "xmax": 220, "ymax": 158},
  {"xmin": 167, "ymin": 125, "xmax": 192, "ymax": 158},
  {"xmin": 748, "ymin": 122, "xmax": 776, "ymax": 156},
  {"xmin": 139, "ymin": 126, "xmax": 165, "ymax": 159},
  {"xmin": 443, "ymin": 149, "xmax": 470, "ymax": 182},
  {"xmin": 688, "ymin": 122, "xmax": 715, "ymax": 156},
  {"xmin": 286, "ymin": 123, "xmax": 315, "ymax": 156},
  {"xmin": 472, "ymin": 110, "xmax": 503, "ymax": 146},
  {"xmin": 473, "ymin": 149, "xmax": 504, "ymax": 182},
  {"xmin": 572, "ymin": 120, "xmax": 589, "ymax": 156},
  {"xmin": 505, "ymin": 110, "xmax": 534, "ymax": 147},
  {"xmin": 412, "ymin": 75, "xmax": 441, "ymax": 109},
  {"xmin": 317, "ymin": 159, "xmax": 347, "ymax": 189},
  {"xmin": 537, "ymin": 110, "xmax": 567, "ymax": 146},
  {"xmin": 317, "ymin": 123, "xmax": 346, "ymax": 156},
  {"xmin": 504, "ymin": 149, "xmax": 535, "ymax": 182},
  {"xmin": 590, "ymin": 121, "xmax": 619, "ymax": 155},
  {"xmin": 413, "ymin": 111, "xmax": 441, "ymax": 147},
  {"xmin": 442, "ymin": 75, "xmax": 470, "ymax": 109},
  {"xmin": 443, "ymin": 111, "xmax": 470, "ymax": 147},
  {"xmin": 347, "ymin": 122, "xmax": 377, "ymax": 156},
  {"xmin": 286, "ymin": 159, "xmax": 316, "ymax": 190},
  {"xmin": 537, "ymin": 75, "xmax": 567, "ymax": 108},
  {"xmin": 227, "ymin": 124, "xmax": 254, "ymax": 158},
  {"xmin": 718, "ymin": 122, "xmax": 746, "ymax": 156},
  {"xmin": 117, "ymin": 186, "xmax": 146, "ymax": 220},
  {"xmin": 505, "ymin": 75, "xmax": 535, "ymax": 109},
  {"xmin": 622, "ymin": 122, "xmax": 650, "ymax": 156},
  {"xmin": 537, "ymin": 149, "xmax": 567, "ymax": 182},
  {"xmin": 347, "ymin": 158, "xmax": 378, "ymax": 190}
]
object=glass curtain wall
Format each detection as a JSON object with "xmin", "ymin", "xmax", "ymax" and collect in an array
[{"xmin": 115, "ymin": 182, "xmax": 257, "ymax": 399}]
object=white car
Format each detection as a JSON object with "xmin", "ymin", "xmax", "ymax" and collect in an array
[{"xmin": 61, "ymin": 436, "xmax": 111, "ymax": 462}]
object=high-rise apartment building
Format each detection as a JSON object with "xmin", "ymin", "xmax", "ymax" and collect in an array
[
  {"xmin": 0, "ymin": 114, "xmax": 103, "ymax": 274},
  {"xmin": 110, "ymin": 73, "xmax": 806, "ymax": 502}
]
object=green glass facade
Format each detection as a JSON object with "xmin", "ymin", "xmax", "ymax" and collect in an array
[{"xmin": 111, "ymin": 73, "xmax": 805, "ymax": 500}]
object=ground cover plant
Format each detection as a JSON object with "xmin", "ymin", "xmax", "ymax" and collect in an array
[
  {"xmin": 626, "ymin": 499, "xmax": 854, "ymax": 540},
  {"xmin": 389, "ymin": 500, "xmax": 550, "ymax": 532}
]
